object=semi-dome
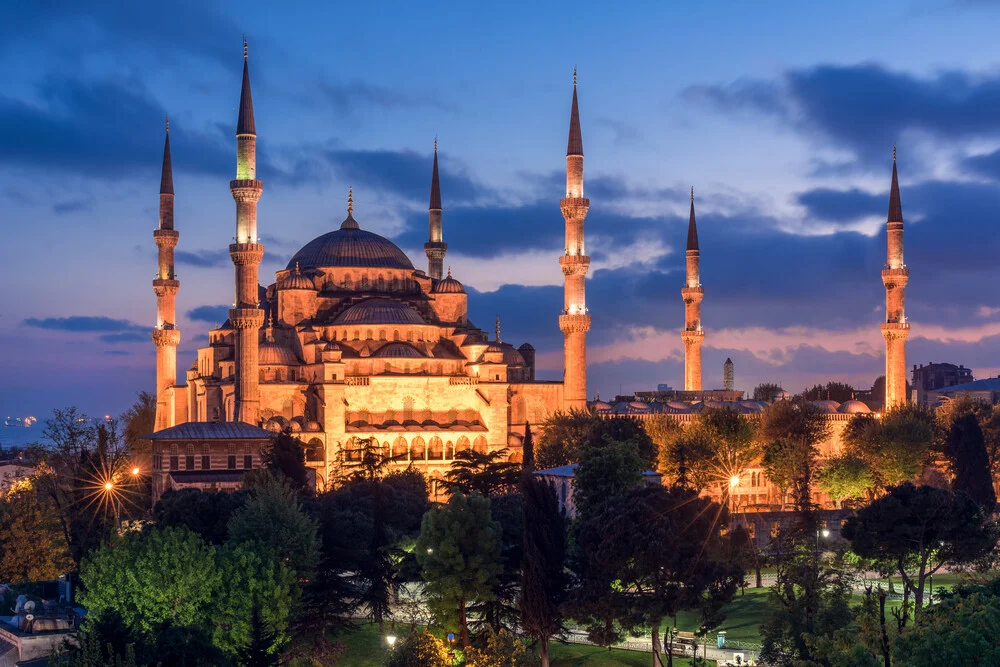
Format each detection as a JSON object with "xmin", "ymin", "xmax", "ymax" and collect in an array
[
  {"xmin": 499, "ymin": 343, "xmax": 525, "ymax": 367},
  {"xmin": 259, "ymin": 341, "xmax": 299, "ymax": 366},
  {"xmin": 286, "ymin": 220, "xmax": 414, "ymax": 271},
  {"xmin": 838, "ymin": 399, "xmax": 871, "ymax": 414},
  {"xmin": 591, "ymin": 400, "xmax": 612, "ymax": 411},
  {"xmin": 375, "ymin": 342, "xmax": 425, "ymax": 358},
  {"xmin": 280, "ymin": 263, "xmax": 315, "ymax": 290},
  {"xmin": 333, "ymin": 298, "xmax": 424, "ymax": 325},
  {"xmin": 433, "ymin": 270, "xmax": 466, "ymax": 294}
]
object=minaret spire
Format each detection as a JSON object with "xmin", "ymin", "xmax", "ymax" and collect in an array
[
  {"xmin": 425, "ymin": 138, "xmax": 447, "ymax": 279},
  {"xmin": 681, "ymin": 187, "xmax": 704, "ymax": 390},
  {"xmin": 153, "ymin": 116, "xmax": 181, "ymax": 430},
  {"xmin": 881, "ymin": 146, "xmax": 909, "ymax": 408},
  {"xmin": 495, "ymin": 314, "xmax": 501, "ymax": 343},
  {"xmin": 559, "ymin": 69, "xmax": 591, "ymax": 411},
  {"xmin": 229, "ymin": 39, "xmax": 266, "ymax": 424}
]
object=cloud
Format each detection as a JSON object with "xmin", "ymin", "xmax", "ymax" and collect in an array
[
  {"xmin": 22, "ymin": 316, "xmax": 145, "ymax": 334},
  {"xmin": 100, "ymin": 332, "xmax": 149, "ymax": 344},
  {"xmin": 103, "ymin": 350, "xmax": 131, "ymax": 356},
  {"xmin": 795, "ymin": 187, "xmax": 885, "ymax": 224},
  {"xmin": 313, "ymin": 80, "xmax": 457, "ymax": 116},
  {"xmin": 685, "ymin": 63, "xmax": 1000, "ymax": 164},
  {"xmin": 186, "ymin": 305, "xmax": 230, "ymax": 324},
  {"xmin": 175, "ymin": 249, "xmax": 233, "ymax": 269},
  {"xmin": 52, "ymin": 198, "xmax": 94, "ymax": 215}
]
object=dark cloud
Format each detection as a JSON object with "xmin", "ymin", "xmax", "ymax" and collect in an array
[
  {"xmin": 313, "ymin": 80, "xmax": 457, "ymax": 116},
  {"xmin": 796, "ymin": 187, "xmax": 885, "ymax": 223},
  {"xmin": 685, "ymin": 63, "xmax": 1000, "ymax": 164},
  {"xmin": 962, "ymin": 149, "xmax": 1000, "ymax": 180},
  {"xmin": 594, "ymin": 117, "xmax": 644, "ymax": 146},
  {"xmin": 23, "ymin": 316, "xmax": 145, "ymax": 334},
  {"xmin": 100, "ymin": 332, "xmax": 149, "ymax": 344},
  {"xmin": 52, "ymin": 198, "xmax": 94, "ymax": 215},
  {"xmin": 175, "ymin": 249, "xmax": 232, "ymax": 269},
  {"xmin": 186, "ymin": 305, "xmax": 230, "ymax": 324}
]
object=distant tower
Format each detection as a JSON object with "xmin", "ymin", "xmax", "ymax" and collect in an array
[
  {"xmin": 723, "ymin": 357, "xmax": 734, "ymax": 392},
  {"xmin": 882, "ymin": 147, "xmax": 910, "ymax": 409},
  {"xmin": 559, "ymin": 69, "xmax": 591, "ymax": 411},
  {"xmin": 425, "ymin": 139, "xmax": 447, "ymax": 280},
  {"xmin": 681, "ymin": 187, "xmax": 704, "ymax": 391},
  {"xmin": 152, "ymin": 116, "xmax": 181, "ymax": 430},
  {"xmin": 229, "ymin": 39, "xmax": 265, "ymax": 424}
]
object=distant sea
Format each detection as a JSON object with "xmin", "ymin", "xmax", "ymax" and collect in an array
[{"xmin": 0, "ymin": 428, "xmax": 44, "ymax": 450}]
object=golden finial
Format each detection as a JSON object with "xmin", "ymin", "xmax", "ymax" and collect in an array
[
  {"xmin": 165, "ymin": 113, "xmax": 169, "ymax": 134},
  {"xmin": 347, "ymin": 186, "xmax": 354, "ymax": 215},
  {"xmin": 573, "ymin": 66, "xmax": 577, "ymax": 87},
  {"xmin": 690, "ymin": 186, "xmax": 694, "ymax": 201},
  {"xmin": 434, "ymin": 136, "xmax": 438, "ymax": 152},
  {"xmin": 893, "ymin": 144, "xmax": 897, "ymax": 162},
  {"xmin": 495, "ymin": 314, "xmax": 501, "ymax": 343},
  {"xmin": 447, "ymin": 265, "xmax": 452, "ymax": 277},
  {"xmin": 243, "ymin": 35, "xmax": 248, "ymax": 60},
  {"xmin": 294, "ymin": 261, "xmax": 300, "ymax": 274}
]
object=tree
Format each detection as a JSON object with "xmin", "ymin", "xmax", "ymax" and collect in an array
[
  {"xmin": 235, "ymin": 605, "xmax": 281, "ymax": 667},
  {"xmin": 817, "ymin": 454, "xmax": 874, "ymax": 507},
  {"xmin": 153, "ymin": 487, "xmax": 247, "ymax": 545},
  {"xmin": 801, "ymin": 382, "xmax": 857, "ymax": 403},
  {"xmin": 843, "ymin": 483, "xmax": 997, "ymax": 621},
  {"xmin": 416, "ymin": 492, "xmax": 502, "ymax": 647},
  {"xmin": 0, "ymin": 484, "xmax": 74, "ymax": 582},
  {"xmin": 214, "ymin": 544, "xmax": 294, "ymax": 658},
  {"xmin": 121, "ymin": 391, "xmax": 156, "ymax": 466},
  {"xmin": 465, "ymin": 627, "xmax": 540, "ymax": 667},
  {"xmin": 79, "ymin": 526, "xmax": 221, "ymax": 635},
  {"xmin": 572, "ymin": 485, "xmax": 742, "ymax": 667},
  {"xmin": 759, "ymin": 398, "xmax": 829, "ymax": 513},
  {"xmin": 536, "ymin": 412, "xmax": 656, "ymax": 470},
  {"xmin": 571, "ymin": 440, "xmax": 643, "ymax": 521},
  {"xmin": 519, "ymin": 476, "xmax": 567, "ymax": 667},
  {"xmin": 893, "ymin": 579, "xmax": 1000, "ymax": 665},
  {"xmin": 261, "ymin": 434, "xmax": 310, "ymax": 492},
  {"xmin": 842, "ymin": 405, "xmax": 935, "ymax": 491},
  {"xmin": 446, "ymin": 448, "xmax": 521, "ymax": 497},
  {"xmin": 946, "ymin": 413, "xmax": 996, "ymax": 511},
  {"xmin": 521, "ymin": 422, "xmax": 535, "ymax": 474},
  {"xmin": 752, "ymin": 382, "xmax": 784, "ymax": 401},
  {"xmin": 476, "ymin": 492, "xmax": 523, "ymax": 633},
  {"xmin": 385, "ymin": 630, "xmax": 450, "ymax": 667},
  {"xmin": 227, "ymin": 475, "xmax": 319, "ymax": 580},
  {"xmin": 684, "ymin": 407, "xmax": 759, "ymax": 495},
  {"xmin": 53, "ymin": 611, "xmax": 142, "ymax": 667}
]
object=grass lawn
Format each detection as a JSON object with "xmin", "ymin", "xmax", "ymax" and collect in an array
[
  {"xmin": 673, "ymin": 586, "xmax": 772, "ymax": 646},
  {"xmin": 331, "ymin": 623, "xmax": 714, "ymax": 666}
]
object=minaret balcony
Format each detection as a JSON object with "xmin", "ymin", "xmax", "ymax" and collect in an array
[
  {"xmin": 153, "ymin": 229, "xmax": 179, "ymax": 247},
  {"xmin": 424, "ymin": 241, "xmax": 448, "ymax": 258},
  {"xmin": 880, "ymin": 321, "xmax": 910, "ymax": 340},
  {"xmin": 560, "ymin": 197, "xmax": 590, "ymax": 220},
  {"xmin": 559, "ymin": 313, "xmax": 591, "ymax": 334},
  {"xmin": 559, "ymin": 254, "xmax": 590, "ymax": 275},
  {"xmin": 229, "ymin": 179, "xmax": 264, "ymax": 197},
  {"xmin": 152, "ymin": 278, "xmax": 180, "ymax": 296},
  {"xmin": 151, "ymin": 328, "xmax": 181, "ymax": 347},
  {"xmin": 229, "ymin": 243, "xmax": 265, "ymax": 265},
  {"xmin": 228, "ymin": 307, "xmax": 265, "ymax": 329}
]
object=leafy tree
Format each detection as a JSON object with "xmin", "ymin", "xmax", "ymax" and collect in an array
[
  {"xmin": 843, "ymin": 483, "xmax": 997, "ymax": 621},
  {"xmin": 801, "ymin": 382, "xmax": 857, "ymax": 403},
  {"xmin": 759, "ymin": 398, "xmax": 829, "ymax": 512},
  {"xmin": 53, "ymin": 610, "xmax": 142, "ymax": 667},
  {"xmin": 446, "ymin": 448, "xmax": 521, "ymax": 497},
  {"xmin": 572, "ymin": 485, "xmax": 742, "ymax": 666},
  {"xmin": 870, "ymin": 375, "xmax": 911, "ymax": 406},
  {"xmin": 842, "ymin": 404, "xmax": 935, "ymax": 491},
  {"xmin": 893, "ymin": 578, "xmax": 1000, "ymax": 664},
  {"xmin": 519, "ymin": 475, "xmax": 567, "ymax": 667},
  {"xmin": 416, "ymin": 492, "xmax": 502, "ymax": 647},
  {"xmin": 536, "ymin": 412, "xmax": 656, "ymax": 470},
  {"xmin": 214, "ymin": 545, "xmax": 294, "ymax": 658},
  {"xmin": 946, "ymin": 413, "xmax": 996, "ymax": 511},
  {"xmin": 385, "ymin": 630, "xmax": 450, "ymax": 667},
  {"xmin": 261, "ymin": 434, "xmax": 310, "ymax": 492},
  {"xmin": 752, "ymin": 382, "xmax": 784, "ymax": 401},
  {"xmin": 571, "ymin": 440, "xmax": 643, "ymax": 521},
  {"xmin": 227, "ymin": 474, "xmax": 319, "ymax": 580},
  {"xmin": 79, "ymin": 526, "xmax": 221, "ymax": 634},
  {"xmin": 235, "ymin": 605, "xmax": 281, "ymax": 667},
  {"xmin": 465, "ymin": 627, "xmax": 540, "ymax": 667},
  {"xmin": 153, "ymin": 487, "xmax": 247, "ymax": 545},
  {"xmin": 0, "ymin": 483, "xmax": 74, "ymax": 582},
  {"xmin": 817, "ymin": 453, "xmax": 874, "ymax": 507},
  {"xmin": 521, "ymin": 422, "xmax": 535, "ymax": 473},
  {"xmin": 673, "ymin": 407, "xmax": 759, "ymax": 495},
  {"xmin": 475, "ymin": 492, "xmax": 523, "ymax": 633},
  {"xmin": 121, "ymin": 391, "xmax": 156, "ymax": 464}
]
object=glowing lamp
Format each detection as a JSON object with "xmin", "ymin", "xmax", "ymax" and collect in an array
[
  {"xmin": 104, "ymin": 482, "xmax": 114, "ymax": 491},
  {"xmin": 132, "ymin": 467, "xmax": 141, "ymax": 476},
  {"xmin": 821, "ymin": 529, "xmax": 830, "ymax": 538},
  {"xmin": 386, "ymin": 635, "xmax": 397, "ymax": 648},
  {"xmin": 729, "ymin": 475, "xmax": 740, "ymax": 489}
]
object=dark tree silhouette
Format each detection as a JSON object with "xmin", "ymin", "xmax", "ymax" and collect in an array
[{"xmin": 947, "ymin": 413, "xmax": 997, "ymax": 512}]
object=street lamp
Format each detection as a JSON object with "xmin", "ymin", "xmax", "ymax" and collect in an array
[
  {"xmin": 131, "ymin": 466, "xmax": 140, "ymax": 476},
  {"xmin": 386, "ymin": 634, "xmax": 397, "ymax": 650},
  {"xmin": 104, "ymin": 481, "xmax": 114, "ymax": 491}
]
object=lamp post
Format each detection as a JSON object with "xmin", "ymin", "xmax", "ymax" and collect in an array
[
  {"xmin": 815, "ymin": 527, "xmax": 829, "ymax": 553},
  {"xmin": 385, "ymin": 634, "xmax": 397, "ymax": 650}
]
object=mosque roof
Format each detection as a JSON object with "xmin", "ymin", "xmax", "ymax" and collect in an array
[
  {"xmin": 287, "ymin": 225, "xmax": 414, "ymax": 271},
  {"xmin": 810, "ymin": 400, "xmax": 842, "ymax": 414},
  {"xmin": 279, "ymin": 265, "xmax": 315, "ymax": 290},
  {"xmin": 838, "ymin": 400, "xmax": 871, "ymax": 414},
  {"xmin": 333, "ymin": 298, "xmax": 425, "ymax": 325},
  {"xmin": 375, "ymin": 342, "xmax": 425, "ymax": 359},
  {"xmin": 433, "ymin": 271, "xmax": 465, "ymax": 294},
  {"xmin": 259, "ymin": 340, "xmax": 299, "ymax": 365},
  {"xmin": 148, "ymin": 422, "xmax": 274, "ymax": 440}
]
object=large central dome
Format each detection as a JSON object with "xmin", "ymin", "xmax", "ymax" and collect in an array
[{"xmin": 286, "ymin": 212, "xmax": 414, "ymax": 271}]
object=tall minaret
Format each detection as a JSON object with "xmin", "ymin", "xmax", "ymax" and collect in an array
[
  {"xmin": 228, "ymin": 39, "xmax": 265, "ymax": 424},
  {"xmin": 881, "ymin": 147, "xmax": 909, "ymax": 409},
  {"xmin": 152, "ymin": 116, "xmax": 181, "ymax": 430},
  {"xmin": 681, "ymin": 187, "xmax": 704, "ymax": 391},
  {"xmin": 559, "ymin": 69, "xmax": 591, "ymax": 411},
  {"xmin": 425, "ymin": 139, "xmax": 447, "ymax": 280}
]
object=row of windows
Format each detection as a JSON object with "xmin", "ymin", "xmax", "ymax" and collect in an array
[
  {"xmin": 322, "ymin": 274, "xmax": 419, "ymax": 293},
  {"xmin": 154, "ymin": 454, "xmax": 254, "ymax": 471},
  {"xmin": 343, "ymin": 435, "xmax": 488, "ymax": 462},
  {"xmin": 333, "ymin": 328, "xmax": 439, "ymax": 343}
]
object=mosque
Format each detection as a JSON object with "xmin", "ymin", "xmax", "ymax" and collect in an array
[{"xmin": 148, "ymin": 44, "xmax": 589, "ymax": 496}]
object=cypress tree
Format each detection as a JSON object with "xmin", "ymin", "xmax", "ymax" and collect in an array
[{"xmin": 949, "ymin": 413, "xmax": 996, "ymax": 512}]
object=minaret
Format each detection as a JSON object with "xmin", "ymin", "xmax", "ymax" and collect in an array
[
  {"xmin": 152, "ymin": 116, "xmax": 181, "ymax": 430},
  {"xmin": 681, "ymin": 187, "xmax": 704, "ymax": 391},
  {"xmin": 228, "ymin": 38, "xmax": 265, "ymax": 424},
  {"xmin": 881, "ymin": 147, "xmax": 910, "ymax": 409},
  {"xmin": 723, "ymin": 357, "xmax": 734, "ymax": 392},
  {"xmin": 559, "ymin": 69, "xmax": 591, "ymax": 411},
  {"xmin": 425, "ymin": 139, "xmax": 447, "ymax": 280}
]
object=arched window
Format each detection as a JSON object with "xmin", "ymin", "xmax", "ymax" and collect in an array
[
  {"xmin": 275, "ymin": 369, "xmax": 283, "ymax": 382},
  {"xmin": 185, "ymin": 444, "xmax": 195, "ymax": 470},
  {"xmin": 379, "ymin": 329, "xmax": 386, "ymax": 341},
  {"xmin": 169, "ymin": 444, "xmax": 179, "ymax": 471},
  {"xmin": 445, "ymin": 440, "xmax": 455, "ymax": 459},
  {"xmin": 344, "ymin": 275, "xmax": 352, "ymax": 290},
  {"xmin": 456, "ymin": 436, "xmax": 470, "ymax": 454},
  {"xmin": 411, "ymin": 437, "xmax": 426, "ymax": 460},
  {"xmin": 393, "ymin": 330, "xmax": 400, "ymax": 341},
  {"xmin": 306, "ymin": 438, "xmax": 324, "ymax": 462},
  {"xmin": 473, "ymin": 436, "xmax": 488, "ymax": 454},
  {"xmin": 201, "ymin": 444, "xmax": 211, "ymax": 469},
  {"xmin": 259, "ymin": 370, "xmax": 266, "ymax": 382},
  {"xmin": 377, "ymin": 275, "xmax": 384, "ymax": 291},
  {"xmin": 353, "ymin": 330, "xmax": 360, "ymax": 341},
  {"xmin": 361, "ymin": 275, "xmax": 369, "ymax": 290},
  {"xmin": 428, "ymin": 437, "xmax": 443, "ymax": 460},
  {"xmin": 392, "ymin": 436, "xmax": 408, "ymax": 460},
  {"xmin": 406, "ymin": 331, "xmax": 413, "ymax": 342},
  {"xmin": 366, "ymin": 329, "xmax": 373, "ymax": 340}
]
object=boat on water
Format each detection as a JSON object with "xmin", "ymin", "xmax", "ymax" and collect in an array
[{"xmin": 4, "ymin": 416, "xmax": 37, "ymax": 428}]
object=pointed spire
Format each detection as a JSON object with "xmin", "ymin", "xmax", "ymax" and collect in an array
[
  {"xmin": 495, "ymin": 314, "xmax": 501, "ymax": 343},
  {"xmin": 429, "ymin": 138, "xmax": 442, "ymax": 210},
  {"xmin": 567, "ymin": 69, "xmax": 583, "ymax": 157},
  {"xmin": 447, "ymin": 266, "xmax": 452, "ymax": 278},
  {"xmin": 236, "ymin": 37, "xmax": 256, "ymax": 136},
  {"xmin": 686, "ymin": 186, "xmax": 699, "ymax": 251},
  {"xmin": 341, "ymin": 186, "xmax": 359, "ymax": 229},
  {"xmin": 160, "ymin": 114, "xmax": 173, "ymax": 195},
  {"xmin": 887, "ymin": 145, "xmax": 903, "ymax": 223}
]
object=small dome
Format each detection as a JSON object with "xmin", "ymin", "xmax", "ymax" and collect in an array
[
  {"xmin": 333, "ymin": 298, "xmax": 424, "ymax": 325},
  {"xmin": 666, "ymin": 401, "xmax": 691, "ymax": 411},
  {"xmin": 374, "ymin": 342, "xmax": 425, "ymax": 359},
  {"xmin": 772, "ymin": 389, "xmax": 792, "ymax": 401},
  {"xmin": 485, "ymin": 341, "xmax": 504, "ymax": 354},
  {"xmin": 264, "ymin": 420, "xmax": 282, "ymax": 433},
  {"xmin": 304, "ymin": 421, "xmax": 322, "ymax": 432},
  {"xmin": 591, "ymin": 400, "xmax": 612, "ymax": 411},
  {"xmin": 289, "ymin": 421, "xmax": 302, "ymax": 432},
  {"xmin": 259, "ymin": 341, "xmax": 299, "ymax": 366},
  {"xmin": 280, "ymin": 268, "xmax": 314, "ymax": 290},
  {"xmin": 433, "ymin": 270, "xmax": 466, "ymax": 294},
  {"xmin": 628, "ymin": 401, "xmax": 649, "ymax": 411},
  {"xmin": 324, "ymin": 341, "xmax": 342, "ymax": 351},
  {"xmin": 518, "ymin": 342, "xmax": 535, "ymax": 351},
  {"xmin": 500, "ymin": 343, "xmax": 525, "ymax": 366},
  {"xmin": 838, "ymin": 399, "xmax": 871, "ymax": 414},
  {"xmin": 703, "ymin": 400, "xmax": 726, "ymax": 409},
  {"xmin": 810, "ymin": 400, "xmax": 841, "ymax": 414}
]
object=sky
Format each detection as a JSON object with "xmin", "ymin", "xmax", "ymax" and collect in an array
[{"xmin": 4, "ymin": 0, "xmax": 1000, "ymax": 420}]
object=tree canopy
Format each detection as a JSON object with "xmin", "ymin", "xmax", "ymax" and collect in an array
[{"xmin": 536, "ymin": 411, "xmax": 656, "ymax": 470}]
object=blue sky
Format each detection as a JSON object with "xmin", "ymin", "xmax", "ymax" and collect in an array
[{"xmin": 4, "ymin": 0, "xmax": 1000, "ymax": 419}]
